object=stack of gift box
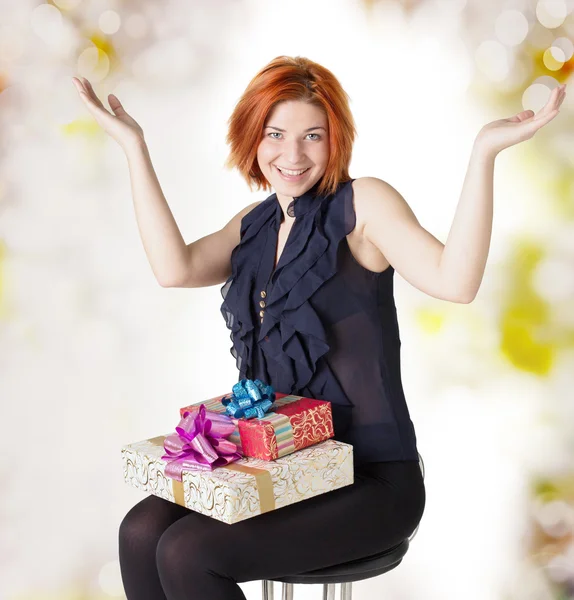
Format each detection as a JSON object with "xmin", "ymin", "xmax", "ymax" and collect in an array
[{"xmin": 121, "ymin": 378, "xmax": 354, "ymax": 524}]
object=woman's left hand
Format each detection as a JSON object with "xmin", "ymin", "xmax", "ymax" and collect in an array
[{"xmin": 475, "ymin": 84, "xmax": 566, "ymax": 158}]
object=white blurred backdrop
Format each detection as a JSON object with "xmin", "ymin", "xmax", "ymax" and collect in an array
[{"xmin": 1, "ymin": 0, "xmax": 573, "ymax": 598}]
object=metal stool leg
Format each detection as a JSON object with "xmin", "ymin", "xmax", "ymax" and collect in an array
[
  {"xmin": 262, "ymin": 580, "xmax": 274, "ymax": 600},
  {"xmin": 323, "ymin": 583, "xmax": 336, "ymax": 600},
  {"xmin": 281, "ymin": 582, "xmax": 294, "ymax": 600},
  {"xmin": 340, "ymin": 582, "xmax": 353, "ymax": 600}
]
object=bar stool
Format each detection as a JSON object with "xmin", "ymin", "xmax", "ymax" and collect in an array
[{"xmin": 262, "ymin": 452, "xmax": 425, "ymax": 600}]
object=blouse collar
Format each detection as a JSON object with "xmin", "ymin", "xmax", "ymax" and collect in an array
[{"xmin": 274, "ymin": 179, "xmax": 323, "ymax": 222}]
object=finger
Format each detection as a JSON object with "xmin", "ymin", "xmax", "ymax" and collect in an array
[
  {"xmin": 507, "ymin": 111, "xmax": 531, "ymax": 123},
  {"xmin": 540, "ymin": 86, "xmax": 560, "ymax": 117},
  {"xmin": 73, "ymin": 81, "xmax": 114, "ymax": 121},
  {"xmin": 72, "ymin": 78, "xmax": 91, "ymax": 101},
  {"xmin": 81, "ymin": 78, "xmax": 104, "ymax": 108},
  {"xmin": 528, "ymin": 108, "xmax": 559, "ymax": 133},
  {"xmin": 108, "ymin": 93, "xmax": 127, "ymax": 115},
  {"xmin": 72, "ymin": 77, "xmax": 88, "ymax": 95},
  {"xmin": 511, "ymin": 110, "xmax": 534, "ymax": 122},
  {"xmin": 81, "ymin": 77, "xmax": 107, "ymax": 111},
  {"xmin": 545, "ymin": 85, "xmax": 564, "ymax": 114},
  {"xmin": 80, "ymin": 97, "xmax": 115, "ymax": 125},
  {"xmin": 78, "ymin": 77, "xmax": 95, "ymax": 102},
  {"xmin": 527, "ymin": 85, "xmax": 566, "ymax": 122},
  {"xmin": 533, "ymin": 86, "xmax": 560, "ymax": 120},
  {"xmin": 557, "ymin": 85, "xmax": 567, "ymax": 109},
  {"xmin": 554, "ymin": 85, "xmax": 565, "ymax": 107},
  {"xmin": 74, "ymin": 77, "xmax": 99, "ymax": 108}
]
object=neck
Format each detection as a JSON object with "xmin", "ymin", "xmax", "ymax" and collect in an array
[
  {"xmin": 276, "ymin": 195, "xmax": 296, "ymax": 224},
  {"xmin": 273, "ymin": 179, "xmax": 323, "ymax": 223}
]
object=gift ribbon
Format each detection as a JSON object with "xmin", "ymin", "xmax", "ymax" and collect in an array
[
  {"xmin": 148, "ymin": 435, "xmax": 187, "ymax": 506},
  {"xmin": 148, "ymin": 436, "xmax": 275, "ymax": 512},
  {"xmin": 180, "ymin": 394, "xmax": 332, "ymax": 460},
  {"xmin": 161, "ymin": 404, "xmax": 243, "ymax": 481},
  {"xmin": 220, "ymin": 378, "xmax": 276, "ymax": 419},
  {"xmin": 224, "ymin": 463, "xmax": 275, "ymax": 513}
]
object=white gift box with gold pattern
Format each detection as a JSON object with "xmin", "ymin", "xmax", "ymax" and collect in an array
[{"xmin": 121, "ymin": 435, "xmax": 354, "ymax": 524}]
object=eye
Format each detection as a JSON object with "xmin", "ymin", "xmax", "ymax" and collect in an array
[{"xmin": 266, "ymin": 132, "xmax": 322, "ymax": 140}]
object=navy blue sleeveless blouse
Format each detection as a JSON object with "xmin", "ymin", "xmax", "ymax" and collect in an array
[{"xmin": 220, "ymin": 178, "xmax": 419, "ymax": 466}]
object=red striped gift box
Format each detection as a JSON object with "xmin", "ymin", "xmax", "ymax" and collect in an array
[{"xmin": 179, "ymin": 393, "xmax": 334, "ymax": 461}]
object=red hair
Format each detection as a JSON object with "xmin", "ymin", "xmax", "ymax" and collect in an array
[{"xmin": 225, "ymin": 56, "xmax": 357, "ymax": 198}]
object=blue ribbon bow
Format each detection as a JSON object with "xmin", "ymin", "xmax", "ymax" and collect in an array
[{"xmin": 221, "ymin": 378, "xmax": 276, "ymax": 419}]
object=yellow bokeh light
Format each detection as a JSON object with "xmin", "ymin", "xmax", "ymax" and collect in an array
[
  {"xmin": 498, "ymin": 242, "xmax": 557, "ymax": 376},
  {"xmin": 77, "ymin": 46, "xmax": 110, "ymax": 82},
  {"xmin": 543, "ymin": 47, "xmax": 564, "ymax": 71},
  {"xmin": 415, "ymin": 308, "xmax": 446, "ymax": 334}
]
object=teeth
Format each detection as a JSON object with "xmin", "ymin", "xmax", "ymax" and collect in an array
[{"xmin": 277, "ymin": 166, "xmax": 309, "ymax": 176}]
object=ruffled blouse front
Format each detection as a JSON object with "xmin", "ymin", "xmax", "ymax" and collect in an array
[
  {"xmin": 220, "ymin": 180, "xmax": 356, "ymax": 429},
  {"xmin": 220, "ymin": 178, "xmax": 420, "ymax": 465}
]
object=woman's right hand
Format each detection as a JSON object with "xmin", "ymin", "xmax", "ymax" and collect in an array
[{"xmin": 72, "ymin": 76, "xmax": 145, "ymax": 151}]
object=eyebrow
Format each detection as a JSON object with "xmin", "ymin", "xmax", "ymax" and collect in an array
[{"xmin": 264, "ymin": 125, "xmax": 327, "ymax": 132}]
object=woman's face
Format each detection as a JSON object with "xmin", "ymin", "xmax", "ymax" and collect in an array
[{"xmin": 257, "ymin": 100, "xmax": 329, "ymax": 200}]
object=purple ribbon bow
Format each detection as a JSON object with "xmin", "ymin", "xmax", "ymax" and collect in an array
[{"xmin": 161, "ymin": 404, "xmax": 243, "ymax": 481}]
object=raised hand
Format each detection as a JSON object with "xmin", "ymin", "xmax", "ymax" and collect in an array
[
  {"xmin": 71, "ymin": 77, "xmax": 145, "ymax": 150},
  {"xmin": 475, "ymin": 84, "xmax": 566, "ymax": 158}
]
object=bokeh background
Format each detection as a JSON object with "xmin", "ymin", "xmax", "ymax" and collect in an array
[{"xmin": 1, "ymin": 0, "xmax": 573, "ymax": 598}]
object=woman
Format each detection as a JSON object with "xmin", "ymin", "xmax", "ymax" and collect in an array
[{"xmin": 73, "ymin": 56, "xmax": 564, "ymax": 600}]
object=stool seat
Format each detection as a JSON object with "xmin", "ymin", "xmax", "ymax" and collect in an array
[
  {"xmin": 269, "ymin": 538, "xmax": 409, "ymax": 585},
  {"xmin": 263, "ymin": 453, "xmax": 424, "ymax": 599}
]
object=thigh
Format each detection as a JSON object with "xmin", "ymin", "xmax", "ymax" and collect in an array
[
  {"xmin": 158, "ymin": 459, "xmax": 425, "ymax": 583},
  {"xmin": 119, "ymin": 494, "xmax": 194, "ymax": 549}
]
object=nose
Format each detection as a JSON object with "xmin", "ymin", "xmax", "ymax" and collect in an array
[{"xmin": 283, "ymin": 139, "xmax": 306, "ymax": 166}]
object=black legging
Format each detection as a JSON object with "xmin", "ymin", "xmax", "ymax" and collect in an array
[{"xmin": 118, "ymin": 459, "xmax": 425, "ymax": 599}]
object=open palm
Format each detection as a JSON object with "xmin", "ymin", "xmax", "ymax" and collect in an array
[
  {"xmin": 477, "ymin": 84, "xmax": 566, "ymax": 157},
  {"xmin": 72, "ymin": 77, "xmax": 145, "ymax": 150}
]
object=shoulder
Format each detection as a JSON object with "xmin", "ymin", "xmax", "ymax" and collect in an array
[
  {"xmin": 240, "ymin": 199, "xmax": 265, "ymax": 218},
  {"xmin": 225, "ymin": 199, "xmax": 264, "ymax": 235},
  {"xmin": 350, "ymin": 177, "xmax": 412, "ymax": 233},
  {"xmin": 350, "ymin": 176, "xmax": 406, "ymax": 207},
  {"xmin": 238, "ymin": 197, "xmax": 270, "ymax": 227}
]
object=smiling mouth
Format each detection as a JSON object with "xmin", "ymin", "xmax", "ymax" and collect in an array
[{"xmin": 274, "ymin": 165, "xmax": 311, "ymax": 177}]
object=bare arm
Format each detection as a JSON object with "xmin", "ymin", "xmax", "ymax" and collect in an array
[
  {"xmin": 360, "ymin": 85, "xmax": 566, "ymax": 304},
  {"xmin": 167, "ymin": 199, "xmax": 263, "ymax": 288},
  {"xmin": 71, "ymin": 76, "xmax": 260, "ymax": 289},
  {"xmin": 124, "ymin": 140, "xmax": 263, "ymax": 288},
  {"xmin": 358, "ymin": 143, "xmax": 495, "ymax": 305},
  {"xmin": 357, "ymin": 177, "xmax": 464, "ymax": 303},
  {"xmin": 124, "ymin": 140, "xmax": 189, "ymax": 287},
  {"xmin": 438, "ymin": 144, "xmax": 495, "ymax": 302}
]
